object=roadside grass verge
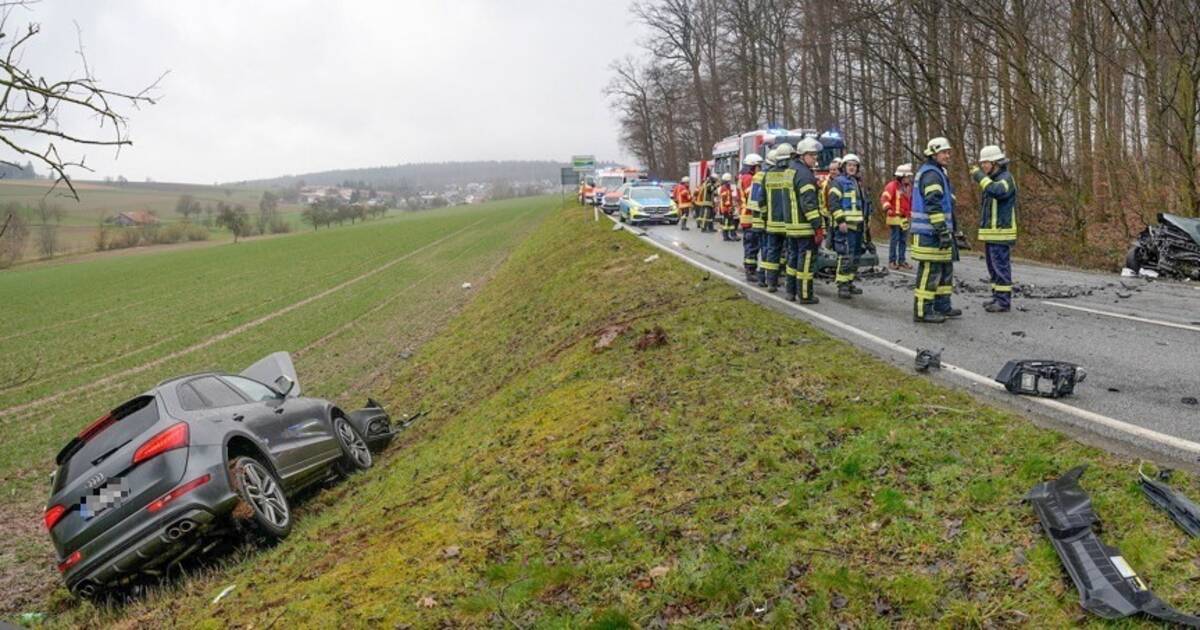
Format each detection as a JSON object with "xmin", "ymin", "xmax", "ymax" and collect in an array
[
  {"xmin": 51, "ymin": 203, "xmax": 1200, "ymax": 628},
  {"xmin": 0, "ymin": 196, "xmax": 556, "ymax": 621}
]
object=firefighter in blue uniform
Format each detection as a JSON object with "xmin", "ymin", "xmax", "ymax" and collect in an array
[
  {"xmin": 787, "ymin": 137, "xmax": 824, "ymax": 304},
  {"xmin": 829, "ymin": 153, "xmax": 866, "ymax": 299},
  {"xmin": 970, "ymin": 144, "xmax": 1018, "ymax": 312},
  {"xmin": 741, "ymin": 153, "xmax": 766, "ymax": 284},
  {"xmin": 910, "ymin": 137, "xmax": 962, "ymax": 323},
  {"xmin": 754, "ymin": 147, "xmax": 787, "ymax": 293}
]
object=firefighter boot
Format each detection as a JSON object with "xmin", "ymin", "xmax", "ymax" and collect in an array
[
  {"xmin": 849, "ymin": 284, "xmax": 863, "ymax": 295},
  {"xmin": 915, "ymin": 311, "xmax": 947, "ymax": 323},
  {"xmin": 757, "ymin": 269, "xmax": 767, "ymax": 288},
  {"xmin": 940, "ymin": 307, "xmax": 963, "ymax": 318},
  {"xmin": 799, "ymin": 294, "xmax": 820, "ymax": 305},
  {"xmin": 838, "ymin": 284, "xmax": 852, "ymax": 299},
  {"xmin": 984, "ymin": 301, "xmax": 1009, "ymax": 313}
]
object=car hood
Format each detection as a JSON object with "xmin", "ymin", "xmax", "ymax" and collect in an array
[
  {"xmin": 1160, "ymin": 213, "xmax": 1200, "ymax": 246},
  {"xmin": 242, "ymin": 351, "xmax": 301, "ymax": 398}
]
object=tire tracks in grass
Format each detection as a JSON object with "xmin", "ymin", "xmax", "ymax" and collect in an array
[{"xmin": 0, "ymin": 218, "xmax": 487, "ymax": 419}]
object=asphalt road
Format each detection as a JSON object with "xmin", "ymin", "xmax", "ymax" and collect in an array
[{"xmin": 616, "ymin": 215, "xmax": 1200, "ymax": 465}]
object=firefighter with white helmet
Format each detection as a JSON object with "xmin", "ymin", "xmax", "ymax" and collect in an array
[
  {"xmin": 829, "ymin": 152, "xmax": 869, "ymax": 298},
  {"xmin": 911, "ymin": 137, "xmax": 960, "ymax": 323},
  {"xmin": 718, "ymin": 172, "xmax": 739, "ymax": 241},
  {"xmin": 971, "ymin": 144, "xmax": 1018, "ymax": 312},
  {"xmin": 754, "ymin": 139, "xmax": 822, "ymax": 302},
  {"xmin": 673, "ymin": 176, "xmax": 693, "ymax": 230},
  {"xmin": 753, "ymin": 146, "xmax": 788, "ymax": 293},
  {"xmin": 740, "ymin": 153, "xmax": 766, "ymax": 282},
  {"xmin": 881, "ymin": 163, "xmax": 914, "ymax": 269}
]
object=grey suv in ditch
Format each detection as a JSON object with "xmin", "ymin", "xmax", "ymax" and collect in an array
[{"xmin": 44, "ymin": 352, "xmax": 393, "ymax": 600}]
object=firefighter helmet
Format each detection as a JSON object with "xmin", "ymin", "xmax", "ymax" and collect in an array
[
  {"xmin": 764, "ymin": 148, "xmax": 778, "ymax": 166},
  {"xmin": 894, "ymin": 163, "xmax": 913, "ymax": 177},
  {"xmin": 743, "ymin": 153, "xmax": 763, "ymax": 166},
  {"xmin": 774, "ymin": 142, "xmax": 794, "ymax": 158},
  {"xmin": 681, "ymin": 176, "xmax": 690, "ymax": 184},
  {"xmin": 842, "ymin": 153, "xmax": 861, "ymax": 165},
  {"xmin": 722, "ymin": 172, "xmax": 732, "ymax": 182},
  {"xmin": 796, "ymin": 137, "xmax": 822, "ymax": 155},
  {"xmin": 924, "ymin": 137, "xmax": 952, "ymax": 156},
  {"xmin": 978, "ymin": 145, "xmax": 1006, "ymax": 163}
]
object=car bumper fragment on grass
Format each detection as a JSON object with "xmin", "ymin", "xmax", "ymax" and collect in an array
[{"xmin": 1027, "ymin": 466, "xmax": 1200, "ymax": 626}]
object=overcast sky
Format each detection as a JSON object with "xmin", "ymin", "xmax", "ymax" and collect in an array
[{"xmin": 12, "ymin": 1, "xmax": 644, "ymax": 184}]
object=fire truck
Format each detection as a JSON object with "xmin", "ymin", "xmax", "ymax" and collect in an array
[{"xmin": 710, "ymin": 127, "xmax": 845, "ymax": 177}]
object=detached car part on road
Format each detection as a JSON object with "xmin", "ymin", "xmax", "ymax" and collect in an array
[
  {"xmin": 44, "ymin": 352, "xmax": 392, "ymax": 600},
  {"xmin": 1027, "ymin": 466, "xmax": 1200, "ymax": 626},
  {"xmin": 1125, "ymin": 213, "xmax": 1200, "ymax": 280},
  {"xmin": 996, "ymin": 359, "xmax": 1085, "ymax": 398}
]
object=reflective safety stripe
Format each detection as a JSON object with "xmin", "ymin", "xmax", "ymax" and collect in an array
[
  {"xmin": 992, "ymin": 284, "xmax": 1013, "ymax": 292},
  {"xmin": 760, "ymin": 260, "xmax": 780, "ymax": 271},
  {"xmin": 978, "ymin": 228, "xmax": 1018, "ymax": 241},
  {"xmin": 910, "ymin": 234, "xmax": 952, "ymax": 261},
  {"xmin": 923, "ymin": 183, "xmax": 943, "ymax": 194},
  {"xmin": 929, "ymin": 214, "xmax": 945, "ymax": 224},
  {"xmin": 936, "ymin": 285, "xmax": 953, "ymax": 295}
]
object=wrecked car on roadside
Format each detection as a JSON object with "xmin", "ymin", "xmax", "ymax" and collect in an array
[
  {"xmin": 1124, "ymin": 213, "xmax": 1200, "ymax": 280},
  {"xmin": 44, "ymin": 351, "xmax": 392, "ymax": 601}
]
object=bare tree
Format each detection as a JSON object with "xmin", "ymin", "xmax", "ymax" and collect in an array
[{"xmin": 0, "ymin": 2, "xmax": 163, "ymax": 199}]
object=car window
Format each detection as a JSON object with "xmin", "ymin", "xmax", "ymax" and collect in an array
[
  {"xmin": 177, "ymin": 383, "xmax": 205, "ymax": 411},
  {"xmin": 222, "ymin": 375, "xmax": 280, "ymax": 402},
  {"xmin": 187, "ymin": 376, "xmax": 247, "ymax": 409},
  {"xmin": 631, "ymin": 188, "xmax": 669, "ymax": 202}
]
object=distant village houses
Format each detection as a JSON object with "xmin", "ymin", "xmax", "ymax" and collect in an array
[{"xmin": 110, "ymin": 211, "xmax": 160, "ymax": 227}]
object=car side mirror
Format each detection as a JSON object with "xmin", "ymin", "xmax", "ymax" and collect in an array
[{"xmin": 274, "ymin": 375, "xmax": 295, "ymax": 397}]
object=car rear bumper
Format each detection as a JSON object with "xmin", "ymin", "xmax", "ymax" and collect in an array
[{"xmin": 61, "ymin": 450, "xmax": 240, "ymax": 594}]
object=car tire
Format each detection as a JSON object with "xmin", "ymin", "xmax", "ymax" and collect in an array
[
  {"xmin": 229, "ymin": 456, "xmax": 292, "ymax": 541},
  {"xmin": 333, "ymin": 415, "xmax": 373, "ymax": 475}
]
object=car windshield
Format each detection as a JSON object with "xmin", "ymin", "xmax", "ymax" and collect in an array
[
  {"xmin": 598, "ymin": 177, "xmax": 623, "ymax": 189},
  {"xmin": 630, "ymin": 188, "xmax": 669, "ymax": 203}
]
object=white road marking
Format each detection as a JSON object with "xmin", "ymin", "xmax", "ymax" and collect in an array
[
  {"xmin": 610, "ymin": 218, "xmax": 1200, "ymax": 457},
  {"xmin": 1042, "ymin": 301, "xmax": 1200, "ymax": 334}
]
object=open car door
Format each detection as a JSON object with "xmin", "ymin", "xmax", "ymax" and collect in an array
[{"xmin": 241, "ymin": 351, "xmax": 301, "ymax": 398}]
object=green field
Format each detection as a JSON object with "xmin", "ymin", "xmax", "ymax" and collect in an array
[
  {"xmin": 25, "ymin": 203, "xmax": 1196, "ymax": 628},
  {"xmin": 0, "ymin": 196, "xmax": 557, "ymax": 619}
]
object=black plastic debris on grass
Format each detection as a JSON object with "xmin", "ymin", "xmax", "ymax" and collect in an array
[
  {"xmin": 1027, "ymin": 466, "xmax": 1200, "ymax": 626},
  {"xmin": 914, "ymin": 348, "xmax": 942, "ymax": 372},
  {"xmin": 996, "ymin": 360, "xmax": 1085, "ymax": 398},
  {"xmin": 1183, "ymin": 397, "xmax": 1199, "ymax": 406},
  {"xmin": 1139, "ymin": 465, "xmax": 1200, "ymax": 538}
]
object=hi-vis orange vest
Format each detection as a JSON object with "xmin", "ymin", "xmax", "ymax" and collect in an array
[
  {"xmin": 672, "ymin": 183, "xmax": 692, "ymax": 209},
  {"xmin": 718, "ymin": 183, "xmax": 735, "ymax": 215}
]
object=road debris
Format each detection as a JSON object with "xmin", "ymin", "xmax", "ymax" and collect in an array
[
  {"xmin": 461, "ymin": 282, "xmax": 472, "ymax": 290},
  {"xmin": 643, "ymin": 254, "xmax": 660, "ymax": 263},
  {"xmin": 1139, "ymin": 464, "xmax": 1200, "ymax": 538},
  {"xmin": 1183, "ymin": 397, "xmax": 1199, "ymax": 406},
  {"xmin": 1011, "ymin": 331, "xmax": 1026, "ymax": 337},
  {"xmin": 211, "ymin": 584, "xmax": 237, "ymax": 605},
  {"xmin": 996, "ymin": 360, "xmax": 1085, "ymax": 398},
  {"xmin": 1027, "ymin": 466, "xmax": 1200, "ymax": 626},
  {"xmin": 611, "ymin": 223, "xmax": 623, "ymax": 231},
  {"xmin": 914, "ymin": 348, "xmax": 942, "ymax": 372},
  {"xmin": 1124, "ymin": 213, "xmax": 1200, "ymax": 280}
]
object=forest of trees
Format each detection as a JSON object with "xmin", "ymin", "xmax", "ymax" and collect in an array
[
  {"xmin": 607, "ymin": 0, "xmax": 1200, "ymax": 267},
  {"xmin": 236, "ymin": 161, "xmax": 563, "ymax": 191}
]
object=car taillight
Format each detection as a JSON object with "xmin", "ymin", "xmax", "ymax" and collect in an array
[
  {"xmin": 77, "ymin": 413, "xmax": 115, "ymax": 442},
  {"xmin": 57, "ymin": 550, "xmax": 82, "ymax": 573},
  {"xmin": 132, "ymin": 422, "xmax": 189, "ymax": 466},
  {"xmin": 146, "ymin": 474, "xmax": 210, "ymax": 513},
  {"xmin": 44, "ymin": 504, "xmax": 67, "ymax": 530}
]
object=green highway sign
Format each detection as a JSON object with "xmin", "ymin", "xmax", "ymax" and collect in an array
[{"xmin": 571, "ymin": 155, "xmax": 595, "ymax": 172}]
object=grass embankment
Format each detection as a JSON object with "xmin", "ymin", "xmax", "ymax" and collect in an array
[
  {"xmin": 0, "ymin": 196, "xmax": 557, "ymax": 620},
  {"xmin": 59, "ymin": 204, "xmax": 1200, "ymax": 628}
]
